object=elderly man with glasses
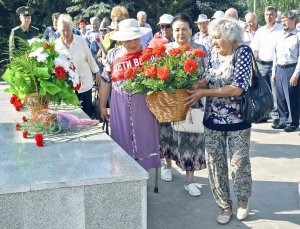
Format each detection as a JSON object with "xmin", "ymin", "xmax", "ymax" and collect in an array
[{"xmin": 148, "ymin": 14, "xmax": 174, "ymax": 48}]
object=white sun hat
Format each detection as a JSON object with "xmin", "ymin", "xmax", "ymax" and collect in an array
[
  {"xmin": 157, "ymin": 14, "xmax": 174, "ymax": 25},
  {"xmin": 195, "ymin": 14, "xmax": 210, "ymax": 23},
  {"xmin": 211, "ymin": 11, "xmax": 225, "ymax": 19},
  {"xmin": 109, "ymin": 18, "xmax": 152, "ymax": 41}
]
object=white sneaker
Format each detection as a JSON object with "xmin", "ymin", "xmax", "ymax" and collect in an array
[
  {"xmin": 184, "ymin": 183, "xmax": 201, "ymax": 196},
  {"xmin": 237, "ymin": 200, "xmax": 249, "ymax": 220},
  {"xmin": 161, "ymin": 167, "xmax": 172, "ymax": 181}
]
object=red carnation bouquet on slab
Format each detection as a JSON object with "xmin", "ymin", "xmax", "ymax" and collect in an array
[
  {"xmin": 123, "ymin": 44, "xmax": 205, "ymax": 95},
  {"xmin": 2, "ymin": 38, "xmax": 80, "ymax": 107}
]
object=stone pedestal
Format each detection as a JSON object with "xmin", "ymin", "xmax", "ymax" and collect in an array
[{"xmin": 0, "ymin": 83, "xmax": 148, "ymax": 229}]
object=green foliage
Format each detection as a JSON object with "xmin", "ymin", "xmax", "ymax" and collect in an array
[
  {"xmin": 124, "ymin": 45, "xmax": 204, "ymax": 95},
  {"xmin": 1, "ymin": 38, "xmax": 80, "ymax": 106},
  {"xmin": 246, "ymin": 0, "xmax": 300, "ymax": 25}
]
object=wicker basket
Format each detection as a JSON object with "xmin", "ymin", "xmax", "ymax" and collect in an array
[
  {"xmin": 146, "ymin": 89, "xmax": 189, "ymax": 123},
  {"xmin": 24, "ymin": 93, "xmax": 48, "ymax": 115}
]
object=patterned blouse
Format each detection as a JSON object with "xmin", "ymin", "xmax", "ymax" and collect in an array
[{"xmin": 204, "ymin": 45, "xmax": 252, "ymax": 131}]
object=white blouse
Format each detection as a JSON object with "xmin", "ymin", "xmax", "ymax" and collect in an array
[{"xmin": 55, "ymin": 34, "xmax": 99, "ymax": 93}]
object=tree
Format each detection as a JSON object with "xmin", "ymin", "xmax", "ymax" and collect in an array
[{"xmin": 246, "ymin": 0, "xmax": 300, "ymax": 24}]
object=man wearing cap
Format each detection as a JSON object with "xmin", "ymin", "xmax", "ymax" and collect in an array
[
  {"xmin": 148, "ymin": 14, "xmax": 174, "ymax": 48},
  {"xmin": 192, "ymin": 14, "xmax": 213, "ymax": 56},
  {"xmin": 9, "ymin": 6, "xmax": 39, "ymax": 59},
  {"xmin": 211, "ymin": 10, "xmax": 225, "ymax": 20}
]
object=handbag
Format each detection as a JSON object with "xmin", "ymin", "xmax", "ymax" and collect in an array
[
  {"xmin": 234, "ymin": 45, "xmax": 274, "ymax": 123},
  {"xmin": 171, "ymin": 108, "xmax": 204, "ymax": 133}
]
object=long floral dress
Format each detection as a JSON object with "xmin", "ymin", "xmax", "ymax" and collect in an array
[{"xmin": 159, "ymin": 42, "xmax": 207, "ymax": 171}]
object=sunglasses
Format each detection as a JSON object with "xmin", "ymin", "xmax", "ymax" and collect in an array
[{"xmin": 160, "ymin": 24, "xmax": 172, "ymax": 29}]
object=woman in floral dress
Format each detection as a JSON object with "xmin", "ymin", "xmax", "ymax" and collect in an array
[{"xmin": 160, "ymin": 13, "xmax": 207, "ymax": 197}]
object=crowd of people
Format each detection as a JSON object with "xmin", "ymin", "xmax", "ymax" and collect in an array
[{"xmin": 8, "ymin": 4, "xmax": 300, "ymax": 225}]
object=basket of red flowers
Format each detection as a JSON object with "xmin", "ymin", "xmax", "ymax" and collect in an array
[{"xmin": 123, "ymin": 44, "xmax": 205, "ymax": 123}]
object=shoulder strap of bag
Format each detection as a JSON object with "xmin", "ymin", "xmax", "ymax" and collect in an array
[{"xmin": 233, "ymin": 45, "xmax": 259, "ymax": 87}]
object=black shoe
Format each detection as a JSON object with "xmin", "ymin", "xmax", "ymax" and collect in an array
[
  {"xmin": 284, "ymin": 126, "xmax": 297, "ymax": 132},
  {"xmin": 272, "ymin": 119, "xmax": 280, "ymax": 126},
  {"xmin": 272, "ymin": 123, "xmax": 286, "ymax": 129},
  {"xmin": 255, "ymin": 117, "xmax": 268, "ymax": 123}
]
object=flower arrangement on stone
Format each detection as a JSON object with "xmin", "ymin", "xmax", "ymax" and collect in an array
[
  {"xmin": 15, "ymin": 111, "xmax": 99, "ymax": 147},
  {"xmin": 123, "ymin": 44, "xmax": 205, "ymax": 94},
  {"xmin": 1, "ymin": 38, "xmax": 81, "ymax": 106}
]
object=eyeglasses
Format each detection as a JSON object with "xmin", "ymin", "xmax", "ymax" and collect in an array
[{"xmin": 160, "ymin": 24, "xmax": 172, "ymax": 29}]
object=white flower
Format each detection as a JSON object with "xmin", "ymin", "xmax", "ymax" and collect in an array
[
  {"xmin": 27, "ymin": 38, "xmax": 44, "ymax": 45},
  {"xmin": 29, "ymin": 47, "xmax": 44, "ymax": 58},
  {"xmin": 54, "ymin": 55, "xmax": 69, "ymax": 69},
  {"xmin": 36, "ymin": 53, "xmax": 49, "ymax": 62}
]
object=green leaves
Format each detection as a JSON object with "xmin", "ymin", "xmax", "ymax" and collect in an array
[
  {"xmin": 40, "ymin": 80, "xmax": 61, "ymax": 95},
  {"xmin": 1, "ymin": 68, "xmax": 13, "ymax": 84},
  {"xmin": 33, "ymin": 67, "xmax": 50, "ymax": 80}
]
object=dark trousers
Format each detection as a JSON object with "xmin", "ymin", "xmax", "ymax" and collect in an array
[
  {"xmin": 275, "ymin": 66, "xmax": 300, "ymax": 128},
  {"xmin": 77, "ymin": 89, "xmax": 92, "ymax": 118},
  {"xmin": 257, "ymin": 62, "xmax": 278, "ymax": 118}
]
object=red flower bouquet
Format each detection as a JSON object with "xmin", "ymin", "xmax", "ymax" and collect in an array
[
  {"xmin": 1, "ymin": 38, "xmax": 80, "ymax": 106},
  {"xmin": 123, "ymin": 44, "xmax": 205, "ymax": 123},
  {"xmin": 123, "ymin": 44, "xmax": 205, "ymax": 94}
]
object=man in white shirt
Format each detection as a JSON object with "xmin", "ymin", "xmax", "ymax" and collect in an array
[
  {"xmin": 137, "ymin": 11, "xmax": 153, "ymax": 47},
  {"xmin": 243, "ymin": 12, "xmax": 261, "ymax": 45},
  {"xmin": 86, "ymin": 17, "xmax": 102, "ymax": 46},
  {"xmin": 271, "ymin": 11, "xmax": 300, "ymax": 132},
  {"xmin": 250, "ymin": 6, "xmax": 282, "ymax": 123}
]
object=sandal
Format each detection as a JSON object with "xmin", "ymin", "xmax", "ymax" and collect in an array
[
  {"xmin": 161, "ymin": 167, "xmax": 172, "ymax": 181},
  {"xmin": 184, "ymin": 183, "xmax": 201, "ymax": 196},
  {"xmin": 217, "ymin": 209, "xmax": 232, "ymax": 225}
]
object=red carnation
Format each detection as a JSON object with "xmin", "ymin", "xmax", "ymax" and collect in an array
[
  {"xmin": 22, "ymin": 116, "xmax": 28, "ymax": 122},
  {"xmin": 14, "ymin": 100, "xmax": 23, "ymax": 111},
  {"xmin": 54, "ymin": 66, "xmax": 67, "ymax": 79},
  {"xmin": 144, "ymin": 65, "xmax": 157, "ymax": 78},
  {"xmin": 10, "ymin": 94, "xmax": 18, "ymax": 104},
  {"xmin": 183, "ymin": 59, "xmax": 198, "ymax": 73},
  {"xmin": 180, "ymin": 44, "xmax": 191, "ymax": 51},
  {"xmin": 157, "ymin": 67, "xmax": 169, "ymax": 80},
  {"xmin": 95, "ymin": 37, "xmax": 101, "ymax": 43},
  {"xmin": 74, "ymin": 83, "xmax": 81, "ymax": 91},
  {"xmin": 43, "ymin": 43, "xmax": 52, "ymax": 50},
  {"xmin": 139, "ymin": 48, "xmax": 153, "ymax": 63},
  {"xmin": 169, "ymin": 48, "xmax": 182, "ymax": 56},
  {"xmin": 124, "ymin": 67, "xmax": 138, "ymax": 80},
  {"xmin": 193, "ymin": 49, "xmax": 205, "ymax": 58},
  {"xmin": 152, "ymin": 44, "xmax": 166, "ymax": 57},
  {"xmin": 34, "ymin": 133, "xmax": 44, "ymax": 147},
  {"xmin": 16, "ymin": 123, "xmax": 20, "ymax": 131},
  {"xmin": 22, "ymin": 130, "xmax": 28, "ymax": 139}
]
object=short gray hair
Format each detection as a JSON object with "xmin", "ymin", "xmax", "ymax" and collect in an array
[
  {"xmin": 281, "ymin": 11, "xmax": 298, "ymax": 21},
  {"xmin": 208, "ymin": 18, "xmax": 244, "ymax": 45},
  {"xmin": 57, "ymin": 13, "xmax": 73, "ymax": 31}
]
